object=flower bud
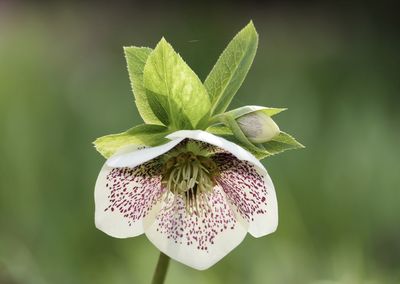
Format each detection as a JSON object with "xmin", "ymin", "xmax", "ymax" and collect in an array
[{"xmin": 236, "ymin": 111, "xmax": 280, "ymax": 143}]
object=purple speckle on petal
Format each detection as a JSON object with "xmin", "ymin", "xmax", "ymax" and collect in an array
[
  {"xmin": 213, "ymin": 153, "xmax": 269, "ymax": 222},
  {"xmin": 153, "ymin": 187, "xmax": 237, "ymax": 252},
  {"xmin": 104, "ymin": 160, "xmax": 164, "ymax": 226}
]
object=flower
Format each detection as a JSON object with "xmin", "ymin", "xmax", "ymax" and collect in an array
[
  {"xmin": 95, "ymin": 130, "xmax": 278, "ymax": 270},
  {"xmin": 237, "ymin": 110, "xmax": 280, "ymax": 143}
]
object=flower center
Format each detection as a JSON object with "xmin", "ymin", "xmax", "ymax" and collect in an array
[{"xmin": 161, "ymin": 151, "xmax": 219, "ymax": 215}]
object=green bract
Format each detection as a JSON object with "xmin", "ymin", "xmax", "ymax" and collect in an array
[
  {"xmin": 204, "ymin": 21, "xmax": 258, "ymax": 115},
  {"xmin": 94, "ymin": 21, "xmax": 303, "ymax": 159},
  {"xmin": 143, "ymin": 38, "xmax": 211, "ymax": 129},
  {"xmin": 124, "ymin": 46, "xmax": 161, "ymax": 125}
]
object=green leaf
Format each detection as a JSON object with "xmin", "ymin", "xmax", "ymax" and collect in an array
[
  {"xmin": 262, "ymin": 131, "xmax": 305, "ymax": 155},
  {"xmin": 146, "ymin": 89, "xmax": 170, "ymax": 125},
  {"xmin": 209, "ymin": 105, "xmax": 286, "ymax": 125},
  {"xmin": 124, "ymin": 46, "xmax": 163, "ymax": 125},
  {"xmin": 93, "ymin": 124, "xmax": 170, "ymax": 158},
  {"xmin": 143, "ymin": 38, "xmax": 211, "ymax": 129},
  {"xmin": 204, "ymin": 21, "xmax": 259, "ymax": 115}
]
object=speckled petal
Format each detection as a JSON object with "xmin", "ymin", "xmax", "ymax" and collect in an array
[
  {"xmin": 144, "ymin": 186, "xmax": 248, "ymax": 270},
  {"xmin": 214, "ymin": 152, "xmax": 278, "ymax": 238},
  {"xmin": 95, "ymin": 160, "xmax": 165, "ymax": 238}
]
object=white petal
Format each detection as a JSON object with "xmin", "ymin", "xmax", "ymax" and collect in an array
[
  {"xmin": 214, "ymin": 153, "xmax": 278, "ymax": 238},
  {"xmin": 95, "ymin": 161, "xmax": 164, "ymax": 238},
  {"xmin": 249, "ymin": 170, "xmax": 278, "ymax": 237},
  {"xmin": 106, "ymin": 138, "xmax": 185, "ymax": 168},
  {"xmin": 144, "ymin": 186, "xmax": 248, "ymax": 270},
  {"xmin": 166, "ymin": 130, "xmax": 265, "ymax": 173}
]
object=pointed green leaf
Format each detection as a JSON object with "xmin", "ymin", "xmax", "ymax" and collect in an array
[
  {"xmin": 124, "ymin": 46, "xmax": 163, "ymax": 125},
  {"xmin": 204, "ymin": 21, "xmax": 259, "ymax": 115},
  {"xmin": 259, "ymin": 107, "xmax": 287, "ymax": 117},
  {"xmin": 262, "ymin": 131, "xmax": 305, "ymax": 155},
  {"xmin": 143, "ymin": 38, "xmax": 211, "ymax": 129},
  {"xmin": 93, "ymin": 124, "xmax": 170, "ymax": 158}
]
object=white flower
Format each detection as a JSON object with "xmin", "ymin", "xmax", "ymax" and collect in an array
[{"xmin": 95, "ymin": 130, "xmax": 278, "ymax": 270}]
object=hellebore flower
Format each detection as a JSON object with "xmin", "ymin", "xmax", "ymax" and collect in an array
[
  {"xmin": 95, "ymin": 130, "xmax": 277, "ymax": 270},
  {"xmin": 94, "ymin": 22, "xmax": 303, "ymax": 279}
]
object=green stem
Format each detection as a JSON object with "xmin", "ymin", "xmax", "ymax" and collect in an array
[{"xmin": 151, "ymin": 252, "xmax": 170, "ymax": 284}]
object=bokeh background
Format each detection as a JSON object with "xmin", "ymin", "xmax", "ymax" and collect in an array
[{"xmin": 1, "ymin": 1, "xmax": 399, "ymax": 283}]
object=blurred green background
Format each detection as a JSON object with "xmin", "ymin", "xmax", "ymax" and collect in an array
[{"xmin": 1, "ymin": 1, "xmax": 399, "ymax": 283}]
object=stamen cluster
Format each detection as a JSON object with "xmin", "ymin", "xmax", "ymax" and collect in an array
[{"xmin": 161, "ymin": 150, "xmax": 219, "ymax": 215}]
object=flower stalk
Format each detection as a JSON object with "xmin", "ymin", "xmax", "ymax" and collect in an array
[{"xmin": 151, "ymin": 252, "xmax": 170, "ymax": 284}]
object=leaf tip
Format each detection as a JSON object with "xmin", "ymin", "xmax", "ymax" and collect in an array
[
  {"xmin": 160, "ymin": 37, "xmax": 168, "ymax": 44},
  {"xmin": 276, "ymin": 107, "xmax": 288, "ymax": 115},
  {"xmin": 155, "ymin": 37, "xmax": 173, "ymax": 51},
  {"xmin": 298, "ymin": 142, "xmax": 306, "ymax": 149},
  {"xmin": 245, "ymin": 20, "xmax": 258, "ymax": 36},
  {"xmin": 92, "ymin": 137, "xmax": 101, "ymax": 148}
]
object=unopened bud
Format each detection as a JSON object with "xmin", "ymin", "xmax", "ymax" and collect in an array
[{"xmin": 237, "ymin": 111, "xmax": 280, "ymax": 143}]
